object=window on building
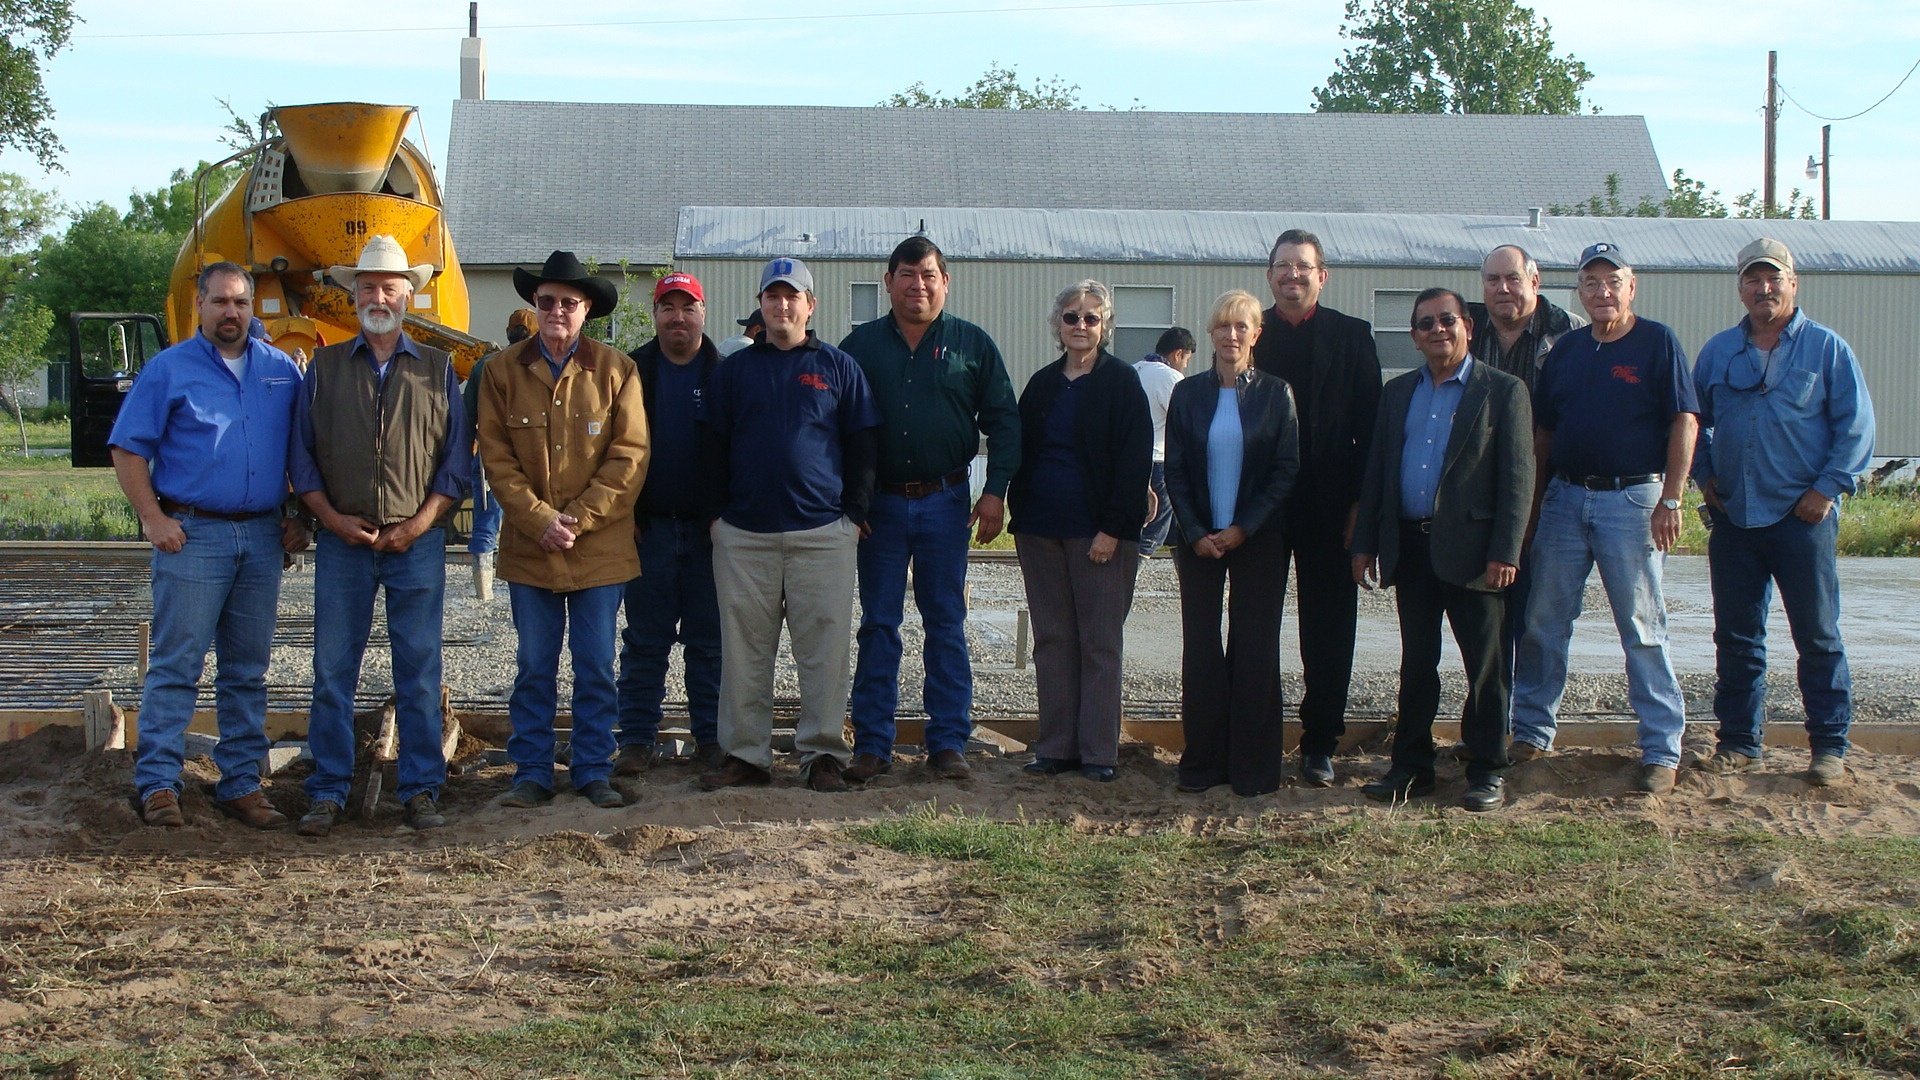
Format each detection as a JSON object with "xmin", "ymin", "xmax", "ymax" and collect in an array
[
  {"xmin": 1372, "ymin": 290, "xmax": 1425, "ymax": 377},
  {"xmin": 850, "ymin": 282, "xmax": 881, "ymax": 329},
  {"xmin": 1112, "ymin": 285, "xmax": 1175, "ymax": 364}
]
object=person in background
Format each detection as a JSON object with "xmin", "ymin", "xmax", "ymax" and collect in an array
[
  {"xmin": 716, "ymin": 310, "xmax": 764, "ymax": 357},
  {"xmin": 1008, "ymin": 279, "xmax": 1152, "ymax": 783},
  {"xmin": 1136, "ymin": 326, "xmax": 1194, "ymax": 557},
  {"xmin": 464, "ymin": 307, "xmax": 536, "ymax": 600}
]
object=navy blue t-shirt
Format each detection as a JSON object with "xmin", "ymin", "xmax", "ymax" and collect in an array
[
  {"xmin": 1017, "ymin": 372, "xmax": 1099, "ymax": 539},
  {"xmin": 642, "ymin": 357, "xmax": 703, "ymax": 516},
  {"xmin": 708, "ymin": 335, "xmax": 880, "ymax": 533},
  {"xmin": 1534, "ymin": 318, "xmax": 1699, "ymax": 478}
]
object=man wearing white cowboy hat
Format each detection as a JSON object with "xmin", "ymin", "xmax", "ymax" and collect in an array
[
  {"xmin": 476, "ymin": 250, "xmax": 649, "ymax": 811},
  {"xmin": 289, "ymin": 234, "xmax": 471, "ymax": 835}
]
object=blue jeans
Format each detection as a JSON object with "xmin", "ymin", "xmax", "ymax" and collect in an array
[
  {"xmin": 851, "ymin": 484, "xmax": 974, "ymax": 757},
  {"xmin": 1512, "ymin": 479, "xmax": 1687, "ymax": 767},
  {"xmin": 467, "ymin": 461, "xmax": 501, "ymax": 555},
  {"xmin": 1140, "ymin": 461, "xmax": 1173, "ymax": 555},
  {"xmin": 304, "ymin": 529, "xmax": 448, "ymax": 807},
  {"xmin": 133, "ymin": 514, "xmax": 283, "ymax": 802},
  {"xmin": 507, "ymin": 581, "xmax": 624, "ymax": 790},
  {"xmin": 617, "ymin": 517, "xmax": 721, "ymax": 748},
  {"xmin": 1707, "ymin": 506, "xmax": 1851, "ymax": 758}
]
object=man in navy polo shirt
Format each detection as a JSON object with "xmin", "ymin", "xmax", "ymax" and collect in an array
[
  {"xmin": 1511, "ymin": 243, "xmax": 1700, "ymax": 795},
  {"xmin": 701, "ymin": 257, "xmax": 879, "ymax": 793},
  {"xmin": 108, "ymin": 261, "xmax": 308, "ymax": 830}
]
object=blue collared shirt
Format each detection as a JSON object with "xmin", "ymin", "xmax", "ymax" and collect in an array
[
  {"xmin": 1399, "ymin": 356, "xmax": 1472, "ymax": 519},
  {"xmin": 1691, "ymin": 309, "xmax": 1875, "ymax": 528},
  {"xmin": 107, "ymin": 332, "xmax": 303, "ymax": 514},
  {"xmin": 539, "ymin": 335, "xmax": 580, "ymax": 382},
  {"xmin": 287, "ymin": 331, "xmax": 471, "ymax": 503}
]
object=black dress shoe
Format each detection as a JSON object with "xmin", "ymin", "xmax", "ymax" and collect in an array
[
  {"xmin": 1361, "ymin": 768, "xmax": 1436, "ymax": 802},
  {"xmin": 1460, "ymin": 775, "xmax": 1506, "ymax": 812},
  {"xmin": 1080, "ymin": 764, "xmax": 1116, "ymax": 783},
  {"xmin": 1023, "ymin": 756, "xmax": 1079, "ymax": 776},
  {"xmin": 1300, "ymin": 753, "xmax": 1335, "ymax": 787}
]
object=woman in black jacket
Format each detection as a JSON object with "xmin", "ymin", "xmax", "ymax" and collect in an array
[
  {"xmin": 1165, "ymin": 289, "xmax": 1301, "ymax": 795},
  {"xmin": 1007, "ymin": 279, "xmax": 1153, "ymax": 782}
]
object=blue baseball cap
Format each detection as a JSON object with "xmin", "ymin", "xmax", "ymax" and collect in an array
[
  {"xmin": 1579, "ymin": 242, "xmax": 1630, "ymax": 271},
  {"xmin": 758, "ymin": 257, "xmax": 814, "ymax": 295}
]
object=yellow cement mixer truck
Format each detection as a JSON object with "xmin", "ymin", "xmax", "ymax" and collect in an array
[{"xmin": 69, "ymin": 102, "xmax": 492, "ymax": 465}]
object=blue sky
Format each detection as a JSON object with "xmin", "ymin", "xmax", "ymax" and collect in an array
[{"xmin": 9, "ymin": 0, "xmax": 1916, "ymax": 225}]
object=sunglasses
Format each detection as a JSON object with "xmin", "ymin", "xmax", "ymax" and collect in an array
[
  {"xmin": 535, "ymin": 294, "xmax": 584, "ymax": 313},
  {"xmin": 1059, "ymin": 311, "xmax": 1103, "ymax": 327},
  {"xmin": 1413, "ymin": 312, "xmax": 1462, "ymax": 332}
]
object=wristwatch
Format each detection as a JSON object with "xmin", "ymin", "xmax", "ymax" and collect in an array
[{"xmin": 1659, "ymin": 498, "xmax": 1682, "ymax": 511}]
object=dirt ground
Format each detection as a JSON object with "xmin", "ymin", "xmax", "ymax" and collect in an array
[{"xmin": 2, "ymin": 719, "xmax": 1918, "ymax": 1075}]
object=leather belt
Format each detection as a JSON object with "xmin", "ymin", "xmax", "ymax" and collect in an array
[
  {"xmin": 159, "ymin": 498, "xmax": 276, "ymax": 522},
  {"xmin": 1400, "ymin": 518, "xmax": 1434, "ymax": 535},
  {"xmin": 879, "ymin": 467, "xmax": 969, "ymax": 499},
  {"xmin": 1556, "ymin": 471, "xmax": 1663, "ymax": 491}
]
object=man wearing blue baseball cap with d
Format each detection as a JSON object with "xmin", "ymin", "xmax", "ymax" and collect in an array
[{"xmin": 1510, "ymin": 242, "xmax": 1700, "ymax": 795}]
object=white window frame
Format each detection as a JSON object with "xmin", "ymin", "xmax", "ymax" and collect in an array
[
  {"xmin": 849, "ymin": 281, "xmax": 882, "ymax": 331},
  {"xmin": 1112, "ymin": 284, "xmax": 1176, "ymax": 363}
]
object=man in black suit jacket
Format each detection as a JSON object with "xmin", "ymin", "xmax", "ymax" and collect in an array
[
  {"xmin": 1251, "ymin": 229, "xmax": 1381, "ymax": 786},
  {"xmin": 1351, "ymin": 289, "xmax": 1533, "ymax": 811}
]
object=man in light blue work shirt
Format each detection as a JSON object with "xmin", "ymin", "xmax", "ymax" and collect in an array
[
  {"xmin": 1691, "ymin": 237, "xmax": 1874, "ymax": 787},
  {"xmin": 108, "ymin": 261, "xmax": 307, "ymax": 830}
]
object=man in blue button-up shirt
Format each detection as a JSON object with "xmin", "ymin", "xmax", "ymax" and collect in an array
[
  {"xmin": 108, "ymin": 262, "xmax": 307, "ymax": 830},
  {"xmin": 1691, "ymin": 238, "xmax": 1875, "ymax": 787}
]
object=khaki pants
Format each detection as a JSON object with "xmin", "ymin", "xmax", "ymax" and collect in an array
[{"xmin": 712, "ymin": 517, "xmax": 857, "ymax": 772}]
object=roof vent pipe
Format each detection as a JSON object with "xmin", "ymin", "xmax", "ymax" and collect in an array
[{"xmin": 1526, "ymin": 207, "xmax": 1544, "ymax": 228}]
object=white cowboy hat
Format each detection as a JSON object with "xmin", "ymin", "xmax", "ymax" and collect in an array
[{"xmin": 328, "ymin": 234, "xmax": 435, "ymax": 291}]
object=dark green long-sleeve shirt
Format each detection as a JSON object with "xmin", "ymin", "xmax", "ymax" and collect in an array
[{"xmin": 839, "ymin": 310, "xmax": 1021, "ymax": 498}]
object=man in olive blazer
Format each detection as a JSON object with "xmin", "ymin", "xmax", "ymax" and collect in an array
[{"xmin": 1351, "ymin": 288, "xmax": 1533, "ymax": 811}]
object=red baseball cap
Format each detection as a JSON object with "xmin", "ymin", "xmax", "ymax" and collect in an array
[{"xmin": 653, "ymin": 271, "xmax": 705, "ymax": 303}]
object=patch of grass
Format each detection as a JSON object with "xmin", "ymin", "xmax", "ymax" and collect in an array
[
  {"xmin": 1677, "ymin": 481, "xmax": 1920, "ymax": 556},
  {"xmin": 0, "ymin": 462, "xmax": 139, "ymax": 540}
]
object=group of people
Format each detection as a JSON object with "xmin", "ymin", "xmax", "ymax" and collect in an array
[{"xmin": 109, "ymin": 223, "xmax": 1873, "ymax": 832}]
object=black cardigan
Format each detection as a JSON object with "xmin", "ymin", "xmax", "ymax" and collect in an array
[
  {"xmin": 1163, "ymin": 366, "xmax": 1301, "ymax": 548},
  {"xmin": 1007, "ymin": 350, "xmax": 1153, "ymax": 541}
]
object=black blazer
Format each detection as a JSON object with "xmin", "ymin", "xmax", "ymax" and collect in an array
[
  {"xmin": 1351, "ymin": 360, "xmax": 1534, "ymax": 590},
  {"xmin": 1007, "ymin": 350, "xmax": 1153, "ymax": 541},
  {"xmin": 1252, "ymin": 304, "xmax": 1381, "ymax": 516},
  {"xmin": 1163, "ymin": 367, "xmax": 1301, "ymax": 549},
  {"xmin": 629, "ymin": 335, "xmax": 725, "ymax": 519}
]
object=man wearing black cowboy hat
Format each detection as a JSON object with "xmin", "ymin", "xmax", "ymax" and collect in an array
[{"xmin": 476, "ymin": 250, "xmax": 650, "ymax": 811}]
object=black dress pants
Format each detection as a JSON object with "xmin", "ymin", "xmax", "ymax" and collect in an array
[
  {"xmin": 1279, "ymin": 499, "xmax": 1357, "ymax": 756},
  {"xmin": 1174, "ymin": 527, "xmax": 1287, "ymax": 795},
  {"xmin": 1392, "ymin": 524, "xmax": 1510, "ymax": 781}
]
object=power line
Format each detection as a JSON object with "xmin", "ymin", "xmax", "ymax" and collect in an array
[
  {"xmin": 76, "ymin": 0, "xmax": 1275, "ymax": 40},
  {"xmin": 1779, "ymin": 55, "xmax": 1920, "ymax": 122}
]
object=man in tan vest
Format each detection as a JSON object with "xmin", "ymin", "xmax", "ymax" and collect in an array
[
  {"xmin": 477, "ymin": 251, "xmax": 649, "ymax": 811},
  {"xmin": 290, "ymin": 236, "xmax": 471, "ymax": 836}
]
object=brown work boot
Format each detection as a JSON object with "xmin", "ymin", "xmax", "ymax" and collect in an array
[
  {"xmin": 844, "ymin": 751, "xmax": 892, "ymax": 783},
  {"xmin": 928, "ymin": 749, "xmax": 972, "ymax": 780},
  {"xmin": 613, "ymin": 743, "xmax": 653, "ymax": 777},
  {"xmin": 139, "ymin": 788, "xmax": 184, "ymax": 828},
  {"xmin": 698, "ymin": 756, "xmax": 771, "ymax": 792},
  {"xmin": 216, "ymin": 789, "xmax": 289, "ymax": 830},
  {"xmin": 1508, "ymin": 740, "xmax": 1548, "ymax": 763},
  {"xmin": 1636, "ymin": 764, "xmax": 1677, "ymax": 796},
  {"xmin": 805, "ymin": 756, "xmax": 850, "ymax": 793},
  {"xmin": 1806, "ymin": 753, "xmax": 1846, "ymax": 787}
]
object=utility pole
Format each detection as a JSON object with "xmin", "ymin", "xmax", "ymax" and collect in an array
[
  {"xmin": 1821, "ymin": 124, "xmax": 1832, "ymax": 220},
  {"xmin": 1763, "ymin": 51, "xmax": 1778, "ymax": 218}
]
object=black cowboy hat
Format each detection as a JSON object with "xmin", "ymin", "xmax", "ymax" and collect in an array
[{"xmin": 513, "ymin": 250, "xmax": 619, "ymax": 321}]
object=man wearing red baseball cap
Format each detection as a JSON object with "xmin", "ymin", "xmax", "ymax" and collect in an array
[{"xmin": 613, "ymin": 270, "xmax": 729, "ymax": 772}]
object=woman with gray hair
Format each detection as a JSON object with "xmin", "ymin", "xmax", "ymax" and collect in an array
[{"xmin": 1007, "ymin": 280, "xmax": 1153, "ymax": 782}]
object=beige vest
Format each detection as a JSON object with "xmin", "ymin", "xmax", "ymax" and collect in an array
[{"xmin": 309, "ymin": 340, "xmax": 453, "ymax": 524}]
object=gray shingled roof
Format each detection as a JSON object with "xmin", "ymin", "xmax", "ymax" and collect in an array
[
  {"xmin": 675, "ymin": 206, "xmax": 1920, "ymax": 273},
  {"xmin": 445, "ymin": 100, "xmax": 1669, "ymax": 266}
]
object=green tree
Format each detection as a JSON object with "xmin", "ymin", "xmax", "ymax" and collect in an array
[
  {"xmin": 581, "ymin": 258, "xmax": 658, "ymax": 353},
  {"xmin": 882, "ymin": 62, "xmax": 1088, "ymax": 110},
  {"xmin": 0, "ymin": 298, "xmax": 50, "ymax": 450},
  {"xmin": 1553, "ymin": 169, "xmax": 1816, "ymax": 219},
  {"xmin": 123, "ymin": 161, "xmax": 249, "ymax": 235},
  {"xmin": 1312, "ymin": 0, "xmax": 1592, "ymax": 114},
  {"xmin": 0, "ymin": 172, "xmax": 57, "ymax": 301},
  {"xmin": 0, "ymin": 2, "xmax": 78, "ymax": 170},
  {"xmin": 19, "ymin": 203, "xmax": 178, "ymax": 360}
]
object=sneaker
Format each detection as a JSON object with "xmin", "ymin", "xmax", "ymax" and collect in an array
[
  {"xmin": 576, "ymin": 779, "xmax": 626, "ymax": 808},
  {"xmin": 1806, "ymin": 753, "xmax": 1846, "ymax": 787},
  {"xmin": 613, "ymin": 744, "xmax": 654, "ymax": 777},
  {"xmin": 699, "ymin": 756, "xmax": 772, "ymax": 791},
  {"xmin": 928, "ymin": 749, "xmax": 972, "ymax": 781},
  {"xmin": 1508, "ymin": 741, "xmax": 1548, "ymax": 763},
  {"xmin": 1695, "ymin": 748, "xmax": 1760, "ymax": 775},
  {"xmin": 1636, "ymin": 764, "xmax": 1677, "ymax": 795},
  {"xmin": 805, "ymin": 756, "xmax": 850, "ymax": 793},
  {"xmin": 297, "ymin": 800, "xmax": 343, "ymax": 837},
  {"xmin": 402, "ymin": 794, "xmax": 448, "ymax": 830},
  {"xmin": 499, "ymin": 781, "xmax": 554, "ymax": 808},
  {"xmin": 216, "ymin": 790, "xmax": 289, "ymax": 830},
  {"xmin": 844, "ymin": 751, "xmax": 892, "ymax": 783},
  {"xmin": 139, "ymin": 788, "xmax": 184, "ymax": 828}
]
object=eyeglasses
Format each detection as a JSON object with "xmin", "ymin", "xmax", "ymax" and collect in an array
[
  {"xmin": 1270, "ymin": 261, "xmax": 1321, "ymax": 275},
  {"xmin": 1059, "ymin": 311, "xmax": 1103, "ymax": 327},
  {"xmin": 1413, "ymin": 312, "xmax": 1462, "ymax": 332},
  {"xmin": 535, "ymin": 294, "xmax": 584, "ymax": 313}
]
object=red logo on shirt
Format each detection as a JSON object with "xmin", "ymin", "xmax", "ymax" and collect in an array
[
  {"xmin": 1610, "ymin": 364, "xmax": 1641, "ymax": 384},
  {"xmin": 797, "ymin": 373, "xmax": 830, "ymax": 391}
]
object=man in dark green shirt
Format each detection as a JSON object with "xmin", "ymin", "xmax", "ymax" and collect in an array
[{"xmin": 840, "ymin": 236, "xmax": 1020, "ymax": 782}]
